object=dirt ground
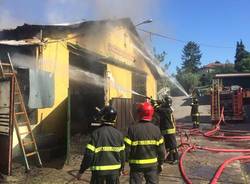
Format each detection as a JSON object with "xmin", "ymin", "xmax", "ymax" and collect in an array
[{"xmin": 1, "ymin": 96, "xmax": 250, "ymax": 184}]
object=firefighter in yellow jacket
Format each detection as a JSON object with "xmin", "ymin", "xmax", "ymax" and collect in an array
[
  {"xmin": 124, "ymin": 101, "xmax": 165, "ymax": 184},
  {"xmin": 190, "ymin": 97, "xmax": 200, "ymax": 128},
  {"xmin": 77, "ymin": 105, "xmax": 125, "ymax": 184},
  {"xmin": 152, "ymin": 95, "xmax": 179, "ymax": 164}
]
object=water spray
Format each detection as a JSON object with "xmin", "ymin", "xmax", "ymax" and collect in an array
[{"xmin": 131, "ymin": 33, "xmax": 190, "ymax": 97}]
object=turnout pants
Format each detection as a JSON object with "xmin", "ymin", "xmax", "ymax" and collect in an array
[
  {"xmin": 192, "ymin": 113, "xmax": 200, "ymax": 128},
  {"xmin": 90, "ymin": 173, "xmax": 120, "ymax": 184},
  {"xmin": 130, "ymin": 167, "xmax": 159, "ymax": 184},
  {"xmin": 164, "ymin": 134, "xmax": 179, "ymax": 162}
]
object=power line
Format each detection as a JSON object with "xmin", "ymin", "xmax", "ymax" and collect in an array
[{"xmin": 137, "ymin": 28, "xmax": 234, "ymax": 49}]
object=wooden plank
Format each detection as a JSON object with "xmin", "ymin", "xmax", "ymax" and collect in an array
[
  {"xmin": 0, "ymin": 77, "xmax": 14, "ymax": 175},
  {"xmin": 111, "ymin": 98, "xmax": 133, "ymax": 133},
  {"xmin": 0, "ymin": 126, "xmax": 9, "ymax": 134}
]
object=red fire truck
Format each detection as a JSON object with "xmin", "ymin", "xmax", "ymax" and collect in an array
[{"xmin": 211, "ymin": 73, "xmax": 250, "ymax": 122}]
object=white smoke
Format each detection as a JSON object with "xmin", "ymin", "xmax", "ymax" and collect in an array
[
  {"xmin": 0, "ymin": 10, "xmax": 22, "ymax": 30},
  {"xmin": 45, "ymin": 0, "xmax": 161, "ymax": 24}
]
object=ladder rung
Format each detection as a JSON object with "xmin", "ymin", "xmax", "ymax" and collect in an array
[
  {"xmin": 19, "ymin": 131, "xmax": 30, "ymax": 135},
  {"xmin": 3, "ymin": 72, "xmax": 13, "ymax": 76},
  {"xmin": 14, "ymin": 102, "xmax": 21, "ymax": 105},
  {"xmin": 15, "ymin": 112, "xmax": 25, "ymax": 115},
  {"xmin": 18, "ymin": 122, "xmax": 28, "ymax": 126},
  {"xmin": 2, "ymin": 63, "xmax": 11, "ymax": 66},
  {"xmin": 26, "ymin": 152, "xmax": 37, "ymax": 157},
  {"xmin": 23, "ymin": 141, "xmax": 34, "ymax": 146}
]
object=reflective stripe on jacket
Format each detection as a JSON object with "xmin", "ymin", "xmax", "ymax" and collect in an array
[
  {"xmin": 155, "ymin": 106, "xmax": 176, "ymax": 135},
  {"xmin": 79, "ymin": 125, "xmax": 125, "ymax": 174},
  {"xmin": 161, "ymin": 126, "xmax": 176, "ymax": 135},
  {"xmin": 125, "ymin": 121, "xmax": 165, "ymax": 169}
]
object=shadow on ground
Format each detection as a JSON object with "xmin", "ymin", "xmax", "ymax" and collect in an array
[
  {"xmin": 176, "ymin": 115, "xmax": 211, "ymax": 124},
  {"xmin": 180, "ymin": 95, "xmax": 210, "ymax": 106}
]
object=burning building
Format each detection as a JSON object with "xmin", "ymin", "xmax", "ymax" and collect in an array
[{"xmin": 0, "ymin": 18, "xmax": 164, "ymax": 166}]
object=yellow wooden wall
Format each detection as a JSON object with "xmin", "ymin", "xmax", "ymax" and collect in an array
[
  {"xmin": 37, "ymin": 41, "xmax": 69, "ymax": 123},
  {"xmin": 12, "ymin": 41, "xmax": 69, "ymax": 150},
  {"xmin": 106, "ymin": 64, "xmax": 132, "ymax": 99},
  {"xmin": 74, "ymin": 25, "xmax": 157, "ymax": 101},
  {"xmin": 36, "ymin": 41, "xmax": 69, "ymax": 137}
]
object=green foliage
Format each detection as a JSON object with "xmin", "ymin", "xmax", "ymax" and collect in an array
[
  {"xmin": 214, "ymin": 63, "xmax": 235, "ymax": 73},
  {"xmin": 181, "ymin": 41, "xmax": 202, "ymax": 73},
  {"xmin": 154, "ymin": 48, "xmax": 166, "ymax": 63},
  {"xmin": 174, "ymin": 41, "xmax": 202, "ymax": 94},
  {"xmin": 199, "ymin": 73, "xmax": 212, "ymax": 86},
  {"xmin": 199, "ymin": 63, "xmax": 235, "ymax": 87},
  {"xmin": 153, "ymin": 48, "xmax": 171, "ymax": 71},
  {"xmin": 176, "ymin": 72, "xmax": 200, "ymax": 93},
  {"xmin": 153, "ymin": 48, "xmax": 173, "ymax": 95},
  {"xmin": 240, "ymin": 56, "xmax": 250, "ymax": 72},
  {"xmin": 235, "ymin": 40, "xmax": 250, "ymax": 72}
]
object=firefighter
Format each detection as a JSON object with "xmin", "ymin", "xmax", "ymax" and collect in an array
[
  {"xmin": 152, "ymin": 95, "xmax": 179, "ymax": 165},
  {"xmin": 124, "ymin": 101, "xmax": 165, "ymax": 184},
  {"xmin": 77, "ymin": 105, "xmax": 125, "ymax": 184},
  {"xmin": 190, "ymin": 97, "xmax": 200, "ymax": 128}
]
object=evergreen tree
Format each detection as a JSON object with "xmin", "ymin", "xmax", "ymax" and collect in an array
[
  {"xmin": 153, "ymin": 48, "xmax": 170, "ymax": 70},
  {"xmin": 181, "ymin": 41, "xmax": 202, "ymax": 73},
  {"xmin": 240, "ymin": 57, "xmax": 250, "ymax": 72},
  {"xmin": 235, "ymin": 40, "xmax": 249, "ymax": 71},
  {"xmin": 153, "ymin": 48, "xmax": 172, "ymax": 94}
]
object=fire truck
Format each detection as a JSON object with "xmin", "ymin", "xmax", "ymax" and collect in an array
[{"xmin": 211, "ymin": 73, "xmax": 250, "ymax": 122}]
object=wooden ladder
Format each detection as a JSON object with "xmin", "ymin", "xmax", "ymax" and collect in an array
[
  {"xmin": 211, "ymin": 79, "xmax": 220, "ymax": 120},
  {"xmin": 0, "ymin": 53, "xmax": 42, "ymax": 171}
]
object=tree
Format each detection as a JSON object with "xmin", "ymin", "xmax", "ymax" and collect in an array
[
  {"xmin": 153, "ymin": 48, "xmax": 170, "ymax": 70},
  {"xmin": 153, "ymin": 48, "xmax": 171, "ymax": 95},
  {"xmin": 174, "ymin": 41, "xmax": 202, "ymax": 94},
  {"xmin": 181, "ymin": 41, "xmax": 202, "ymax": 73},
  {"xmin": 240, "ymin": 57, "xmax": 250, "ymax": 72},
  {"xmin": 176, "ymin": 72, "xmax": 200, "ymax": 93},
  {"xmin": 235, "ymin": 40, "xmax": 249, "ymax": 72}
]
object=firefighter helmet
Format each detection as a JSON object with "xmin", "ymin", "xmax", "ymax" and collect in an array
[
  {"xmin": 99, "ymin": 105, "xmax": 117, "ymax": 123},
  {"xmin": 163, "ymin": 95, "xmax": 172, "ymax": 107},
  {"xmin": 192, "ymin": 97, "xmax": 198, "ymax": 104},
  {"xmin": 137, "ymin": 102, "xmax": 154, "ymax": 121}
]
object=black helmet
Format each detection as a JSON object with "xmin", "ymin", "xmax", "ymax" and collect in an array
[
  {"xmin": 163, "ymin": 95, "xmax": 172, "ymax": 107},
  {"xmin": 100, "ymin": 106, "xmax": 117, "ymax": 123},
  {"xmin": 191, "ymin": 97, "xmax": 198, "ymax": 104}
]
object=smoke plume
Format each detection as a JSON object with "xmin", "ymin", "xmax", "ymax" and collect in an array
[{"xmin": 0, "ymin": 10, "xmax": 22, "ymax": 30}]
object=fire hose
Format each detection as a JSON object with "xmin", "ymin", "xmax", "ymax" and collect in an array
[
  {"xmin": 179, "ymin": 144, "xmax": 250, "ymax": 184},
  {"xmin": 210, "ymin": 155, "xmax": 250, "ymax": 184},
  {"xmin": 178, "ymin": 107, "xmax": 250, "ymax": 140},
  {"xmin": 178, "ymin": 107, "xmax": 250, "ymax": 183}
]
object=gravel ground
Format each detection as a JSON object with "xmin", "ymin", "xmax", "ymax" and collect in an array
[{"xmin": 1, "ymin": 96, "xmax": 250, "ymax": 183}]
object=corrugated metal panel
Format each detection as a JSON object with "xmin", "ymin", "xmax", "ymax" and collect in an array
[
  {"xmin": 111, "ymin": 98, "xmax": 134, "ymax": 134},
  {"xmin": 0, "ymin": 77, "xmax": 14, "ymax": 175}
]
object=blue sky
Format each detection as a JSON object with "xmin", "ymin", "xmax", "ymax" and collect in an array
[{"xmin": 0, "ymin": 0, "xmax": 249, "ymax": 74}]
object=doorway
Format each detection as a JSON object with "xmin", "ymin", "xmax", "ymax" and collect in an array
[{"xmin": 69, "ymin": 53, "xmax": 106, "ymax": 135}]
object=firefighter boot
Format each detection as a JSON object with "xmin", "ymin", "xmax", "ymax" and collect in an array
[
  {"xmin": 172, "ymin": 148, "xmax": 179, "ymax": 165},
  {"xmin": 166, "ymin": 149, "xmax": 179, "ymax": 165},
  {"xmin": 193, "ymin": 121, "xmax": 200, "ymax": 128},
  {"xmin": 170, "ymin": 149, "xmax": 179, "ymax": 165},
  {"xmin": 165, "ymin": 149, "xmax": 173, "ymax": 163}
]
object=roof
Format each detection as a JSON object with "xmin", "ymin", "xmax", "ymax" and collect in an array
[
  {"xmin": 202, "ymin": 61, "xmax": 234, "ymax": 69},
  {"xmin": 214, "ymin": 73, "xmax": 250, "ymax": 78},
  {"xmin": 0, "ymin": 18, "xmax": 164, "ymax": 78},
  {"xmin": 0, "ymin": 18, "xmax": 139, "ymax": 40},
  {"xmin": 204, "ymin": 62, "xmax": 223, "ymax": 68},
  {"xmin": 0, "ymin": 39, "xmax": 41, "ymax": 46}
]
